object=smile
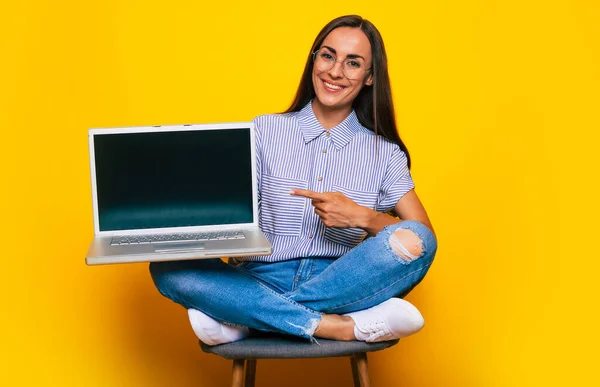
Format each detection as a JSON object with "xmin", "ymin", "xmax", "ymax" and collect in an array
[{"xmin": 322, "ymin": 80, "xmax": 346, "ymax": 91}]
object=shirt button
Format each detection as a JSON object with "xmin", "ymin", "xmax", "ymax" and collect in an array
[
  {"xmin": 322, "ymin": 148, "xmax": 327, "ymax": 153},
  {"xmin": 317, "ymin": 176, "xmax": 323, "ymax": 181},
  {"xmin": 325, "ymin": 132, "xmax": 331, "ymax": 137},
  {"xmin": 309, "ymin": 234, "xmax": 314, "ymax": 239}
]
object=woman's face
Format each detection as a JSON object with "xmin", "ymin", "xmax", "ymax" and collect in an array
[{"xmin": 312, "ymin": 27, "xmax": 373, "ymax": 113}]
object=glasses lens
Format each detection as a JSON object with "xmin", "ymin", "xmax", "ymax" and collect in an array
[
  {"xmin": 314, "ymin": 48, "xmax": 335, "ymax": 72},
  {"xmin": 343, "ymin": 58, "xmax": 366, "ymax": 80}
]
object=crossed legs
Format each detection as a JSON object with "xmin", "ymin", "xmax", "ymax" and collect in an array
[{"xmin": 150, "ymin": 220, "xmax": 437, "ymax": 342}]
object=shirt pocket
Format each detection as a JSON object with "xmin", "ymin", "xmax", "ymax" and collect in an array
[
  {"xmin": 324, "ymin": 184, "xmax": 379, "ymax": 247},
  {"xmin": 259, "ymin": 174, "xmax": 308, "ymax": 236}
]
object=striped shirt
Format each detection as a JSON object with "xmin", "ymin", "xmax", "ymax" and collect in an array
[{"xmin": 249, "ymin": 102, "xmax": 414, "ymax": 262}]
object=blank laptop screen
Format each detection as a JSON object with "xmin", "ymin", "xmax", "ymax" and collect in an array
[{"xmin": 93, "ymin": 128, "xmax": 254, "ymax": 231}]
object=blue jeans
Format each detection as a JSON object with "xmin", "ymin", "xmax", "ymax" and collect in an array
[{"xmin": 150, "ymin": 220, "xmax": 437, "ymax": 340}]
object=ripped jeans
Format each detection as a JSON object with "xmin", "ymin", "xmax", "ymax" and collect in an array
[{"xmin": 149, "ymin": 220, "xmax": 437, "ymax": 340}]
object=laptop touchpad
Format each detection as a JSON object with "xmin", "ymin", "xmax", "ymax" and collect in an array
[{"xmin": 153, "ymin": 242, "xmax": 205, "ymax": 253}]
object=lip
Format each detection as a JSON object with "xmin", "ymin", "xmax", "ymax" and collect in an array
[{"xmin": 320, "ymin": 78, "xmax": 347, "ymax": 93}]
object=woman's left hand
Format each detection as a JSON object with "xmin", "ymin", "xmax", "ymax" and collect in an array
[{"xmin": 290, "ymin": 189, "xmax": 370, "ymax": 229}]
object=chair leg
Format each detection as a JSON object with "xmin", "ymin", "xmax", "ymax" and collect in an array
[
  {"xmin": 231, "ymin": 359, "xmax": 245, "ymax": 387},
  {"xmin": 245, "ymin": 359, "xmax": 257, "ymax": 387},
  {"xmin": 350, "ymin": 356, "xmax": 360, "ymax": 386},
  {"xmin": 351, "ymin": 353, "xmax": 371, "ymax": 387}
]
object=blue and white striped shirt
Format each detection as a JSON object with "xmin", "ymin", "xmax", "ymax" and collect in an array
[{"xmin": 250, "ymin": 102, "xmax": 414, "ymax": 262}]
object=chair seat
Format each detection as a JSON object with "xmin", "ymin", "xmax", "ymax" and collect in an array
[{"xmin": 200, "ymin": 335, "xmax": 399, "ymax": 359}]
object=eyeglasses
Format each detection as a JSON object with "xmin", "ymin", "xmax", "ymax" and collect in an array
[{"xmin": 312, "ymin": 47, "xmax": 371, "ymax": 80}]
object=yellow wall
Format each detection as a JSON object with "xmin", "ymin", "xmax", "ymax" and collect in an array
[{"xmin": 1, "ymin": 1, "xmax": 598, "ymax": 386}]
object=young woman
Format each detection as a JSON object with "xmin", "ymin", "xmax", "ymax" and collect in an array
[{"xmin": 150, "ymin": 15, "xmax": 437, "ymax": 345}]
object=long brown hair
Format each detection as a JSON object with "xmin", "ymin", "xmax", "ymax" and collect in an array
[{"xmin": 284, "ymin": 15, "xmax": 411, "ymax": 168}]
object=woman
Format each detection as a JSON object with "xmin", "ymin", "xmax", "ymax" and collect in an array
[{"xmin": 150, "ymin": 15, "xmax": 437, "ymax": 345}]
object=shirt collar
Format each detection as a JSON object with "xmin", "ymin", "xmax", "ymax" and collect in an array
[{"xmin": 297, "ymin": 101, "xmax": 361, "ymax": 150}]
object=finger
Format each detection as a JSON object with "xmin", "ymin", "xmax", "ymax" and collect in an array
[
  {"xmin": 290, "ymin": 189, "xmax": 326, "ymax": 201},
  {"xmin": 311, "ymin": 200, "xmax": 329, "ymax": 211}
]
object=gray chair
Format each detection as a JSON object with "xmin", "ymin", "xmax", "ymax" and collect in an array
[{"xmin": 200, "ymin": 334, "xmax": 399, "ymax": 387}]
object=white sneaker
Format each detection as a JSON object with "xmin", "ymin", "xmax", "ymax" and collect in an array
[
  {"xmin": 344, "ymin": 298, "xmax": 425, "ymax": 342},
  {"xmin": 187, "ymin": 309, "xmax": 250, "ymax": 346}
]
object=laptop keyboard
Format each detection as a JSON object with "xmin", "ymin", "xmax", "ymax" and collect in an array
[{"xmin": 110, "ymin": 230, "xmax": 246, "ymax": 246}]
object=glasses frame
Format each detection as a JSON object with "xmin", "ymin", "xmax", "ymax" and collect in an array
[{"xmin": 312, "ymin": 48, "xmax": 372, "ymax": 81}]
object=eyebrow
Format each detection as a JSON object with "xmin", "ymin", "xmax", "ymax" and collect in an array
[{"xmin": 321, "ymin": 45, "xmax": 366, "ymax": 61}]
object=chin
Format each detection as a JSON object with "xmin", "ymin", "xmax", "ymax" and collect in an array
[
  {"xmin": 314, "ymin": 89, "xmax": 351, "ymax": 110},
  {"xmin": 313, "ymin": 81, "xmax": 359, "ymax": 111}
]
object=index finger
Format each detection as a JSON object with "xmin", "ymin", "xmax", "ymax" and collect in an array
[{"xmin": 290, "ymin": 189, "xmax": 326, "ymax": 201}]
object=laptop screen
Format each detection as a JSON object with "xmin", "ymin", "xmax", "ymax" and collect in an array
[{"xmin": 93, "ymin": 128, "xmax": 254, "ymax": 231}]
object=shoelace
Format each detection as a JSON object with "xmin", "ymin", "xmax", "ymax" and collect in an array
[{"xmin": 361, "ymin": 320, "xmax": 392, "ymax": 341}]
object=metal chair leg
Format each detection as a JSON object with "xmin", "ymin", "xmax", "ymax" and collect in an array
[{"xmin": 231, "ymin": 359, "xmax": 245, "ymax": 387}]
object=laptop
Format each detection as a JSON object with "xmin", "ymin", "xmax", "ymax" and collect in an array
[{"xmin": 85, "ymin": 122, "xmax": 272, "ymax": 265}]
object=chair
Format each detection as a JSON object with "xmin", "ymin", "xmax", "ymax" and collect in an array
[{"xmin": 200, "ymin": 334, "xmax": 399, "ymax": 387}]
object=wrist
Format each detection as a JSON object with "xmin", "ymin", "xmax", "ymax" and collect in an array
[{"xmin": 353, "ymin": 206, "xmax": 376, "ymax": 229}]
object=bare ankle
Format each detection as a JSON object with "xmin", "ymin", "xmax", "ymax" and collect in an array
[{"xmin": 313, "ymin": 314, "xmax": 355, "ymax": 341}]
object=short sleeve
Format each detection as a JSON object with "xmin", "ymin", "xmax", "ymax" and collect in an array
[{"xmin": 376, "ymin": 145, "xmax": 415, "ymax": 212}]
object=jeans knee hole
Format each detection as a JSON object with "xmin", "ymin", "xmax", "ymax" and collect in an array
[{"xmin": 389, "ymin": 229, "xmax": 423, "ymax": 263}]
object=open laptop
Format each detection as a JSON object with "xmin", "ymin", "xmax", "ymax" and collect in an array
[{"xmin": 85, "ymin": 123, "xmax": 272, "ymax": 265}]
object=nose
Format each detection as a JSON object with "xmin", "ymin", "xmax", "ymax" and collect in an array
[{"xmin": 328, "ymin": 60, "xmax": 344, "ymax": 79}]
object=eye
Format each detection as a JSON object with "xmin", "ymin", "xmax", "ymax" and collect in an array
[
  {"xmin": 346, "ymin": 60, "xmax": 363, "ymax": 69},
  {"xmin": 320, "ymin": 52, "xmax": 335, "ymax": 61}
]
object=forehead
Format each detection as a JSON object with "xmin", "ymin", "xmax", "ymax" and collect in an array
[{"xmin": 321, "ymin": 27, "xmax": 372, "ymax": 58}]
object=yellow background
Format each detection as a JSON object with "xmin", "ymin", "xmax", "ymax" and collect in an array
[{"xmin": 1, "ymin": 1, "xmax": 598, "ymax": 386}]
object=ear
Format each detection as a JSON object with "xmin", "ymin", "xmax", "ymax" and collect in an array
[{"xmin": 365, "ymin": 74, "xmax": 374, "ymax": 86}]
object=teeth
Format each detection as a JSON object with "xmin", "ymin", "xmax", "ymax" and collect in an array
[{"xmin": 324, "ymin": 81, "xmax": 343, "ymax": 90}]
